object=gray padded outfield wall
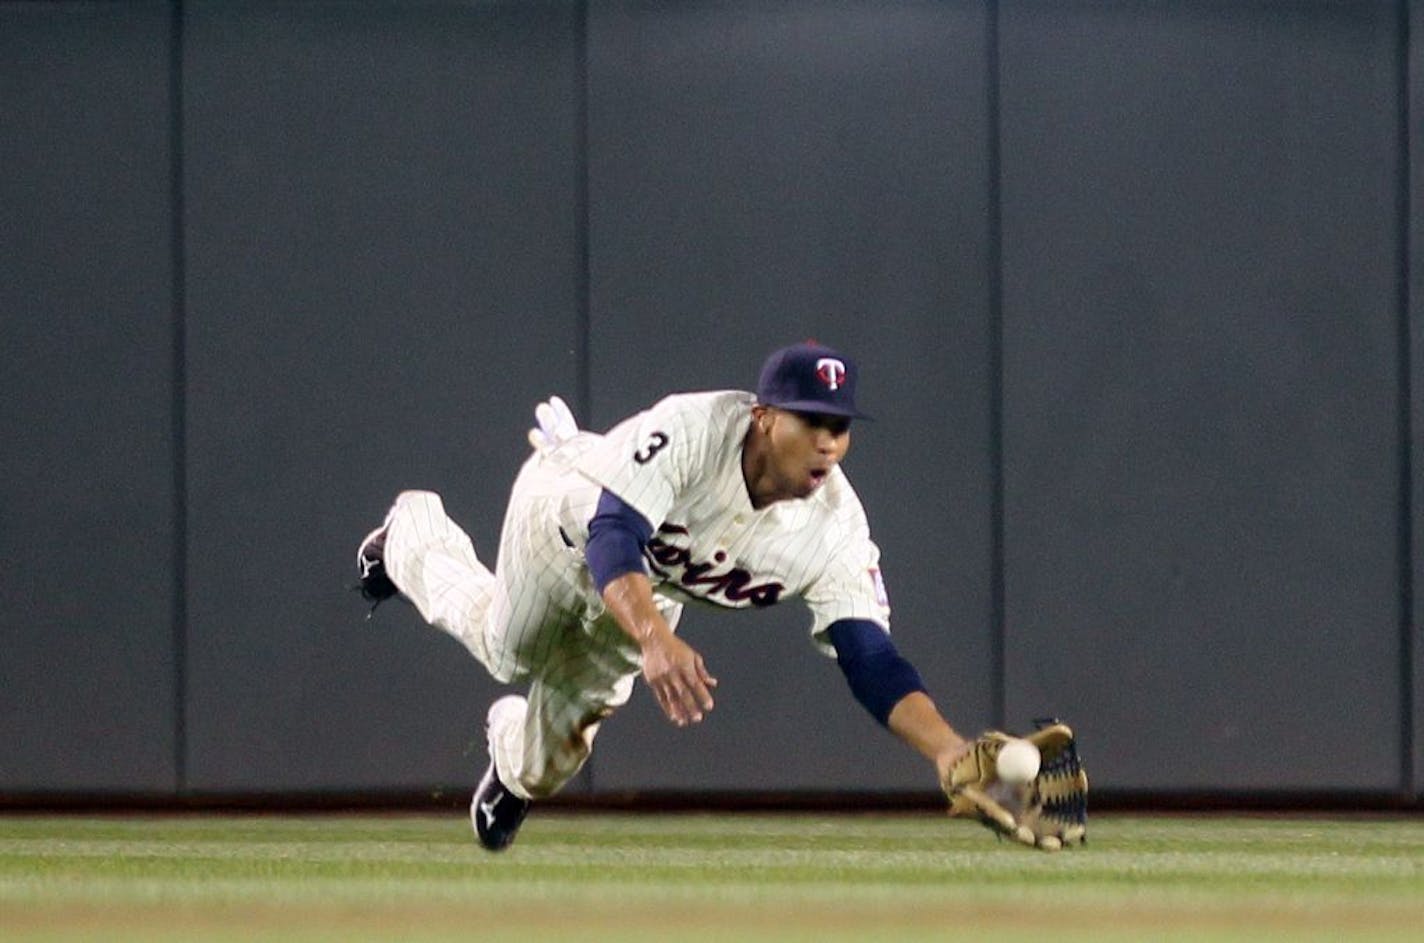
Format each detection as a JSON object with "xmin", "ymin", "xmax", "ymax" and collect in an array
[
  {"xmin": 998, "ymin": 2, "xmax": 1406, "ymax": 792},
  {"xmin": 180, "ymin": 1, "xmax": 584, "ymax": 794},
  {"xmin": 1, "ymin": 0, "xmax": 1421, "ymax": 803},
  {"xmin": 1413, "ymin": 0, "xmax": 1424, "ymax": 796},
  {"xmin": 1, "ymin": 2, "xmax": 179, "ymax": 793},
  {"xmin": 582, "ymin": 1, "xmax": 997, "ymax": 792}
]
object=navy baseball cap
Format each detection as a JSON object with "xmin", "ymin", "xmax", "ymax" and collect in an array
[{"xmin": 756, "ymin": 341, "xmax": 871, "ymax": 420}]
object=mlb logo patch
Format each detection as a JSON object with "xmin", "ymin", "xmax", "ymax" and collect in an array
[{"xmin": 868, "ymin": 567, "xmax": 888, "ymax": 608}]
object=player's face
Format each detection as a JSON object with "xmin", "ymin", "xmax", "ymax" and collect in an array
[{"xmin": 764, "ymin": 408, "xmax": 851, "ymax": 499}]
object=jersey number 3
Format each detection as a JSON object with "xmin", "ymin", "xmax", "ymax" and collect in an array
[{"xmin": 634, "ymin": 431, "xmax": 669, "ymax": 465}]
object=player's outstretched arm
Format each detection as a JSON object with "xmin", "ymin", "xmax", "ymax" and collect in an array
[
  {"xmin": 825, "ymin": 619, "xmax": 970, "ymax": 780},
  {"xmin": 886, "ymin": 691, "xmax": 971, "ymax": 784},
  {"xmin": 602, "ymin": 572, "xmax": 718, "ymax": 727}
]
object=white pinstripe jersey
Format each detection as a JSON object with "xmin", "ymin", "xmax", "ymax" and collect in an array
[{"xmin": 567, "ymin": 390, "xmax": 891, "ymax": 651}]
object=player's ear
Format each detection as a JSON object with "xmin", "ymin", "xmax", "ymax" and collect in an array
[{"xmin": 751, "ymin": 404, "xmax": 770, "ymax": 434}]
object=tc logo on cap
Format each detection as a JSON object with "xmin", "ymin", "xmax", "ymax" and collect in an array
[
  {"xmin": 756, "ymin": 342, "xmax": 870, "ymax": 419},
  {"xmin": 816, "ymin": 358, "xmax": 847, "ymax": 391}
]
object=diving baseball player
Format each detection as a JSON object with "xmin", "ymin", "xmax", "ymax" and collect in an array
[{"xmin": 357, "ymin": 341, "xmax": 1087, "ymax": 851}]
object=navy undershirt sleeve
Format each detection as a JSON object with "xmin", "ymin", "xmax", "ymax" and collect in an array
[
  {"xmin": 826, "ymin": 618, "xmax": 927, "ymax": 727},
  {"xmin": 585, "ymin": 489, "xmax": 654, "ymax": 594}
]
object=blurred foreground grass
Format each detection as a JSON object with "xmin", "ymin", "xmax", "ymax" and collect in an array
[{"xmin": 2, "ymin": 812, "xmax": 1422, "ymax": 941}]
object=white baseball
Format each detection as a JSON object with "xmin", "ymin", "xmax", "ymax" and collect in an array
[{"xmin": 996, "ymin": 738, "xmax": 1041, "ymax": 784}]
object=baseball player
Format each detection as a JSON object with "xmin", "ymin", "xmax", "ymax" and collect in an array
[{"xmin": 357, "ymin": 341, "xmax": 1086, "ymax": 851}]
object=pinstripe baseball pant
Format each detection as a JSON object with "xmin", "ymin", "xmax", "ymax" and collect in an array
[{"xmin": 381, "ymin": 453, "xmax": 683, "ymax": 800}]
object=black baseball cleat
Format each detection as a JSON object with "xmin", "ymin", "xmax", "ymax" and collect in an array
[
  {"xmin": 355, "ymin": 522, "xmax": 399, "ymax": 614},
  {"xmin": 470, "ymin": 762, "xmax": 531, "ymax": 852}
]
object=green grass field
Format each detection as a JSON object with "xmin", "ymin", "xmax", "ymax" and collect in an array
[{"xmin": 2, "ymin": 811, "xmax": 1422, "ymax": 941}]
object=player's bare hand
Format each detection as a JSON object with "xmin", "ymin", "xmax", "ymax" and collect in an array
[{"xmin": 640, "ymin": 631, "xmax": 717, "ymax": 727}]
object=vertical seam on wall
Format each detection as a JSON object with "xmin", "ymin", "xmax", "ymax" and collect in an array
[
  {"xmin": 987, "ymin": 0, "xmax": 1006, "ymax": 731},
  {"xmin": 1397, "ymin": 0, "xmax": 1416, "ymax": 798},
  {"xmin": 169, "ymin": 0, "xmax": 189, "ymax": 796},
  {"xmin": 575, "ymin": 0, "xmax": 594, "ymax": 794},
  {"xmin": 576, "ymin": 0, "xmax": 592, "ymax": 435}
]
